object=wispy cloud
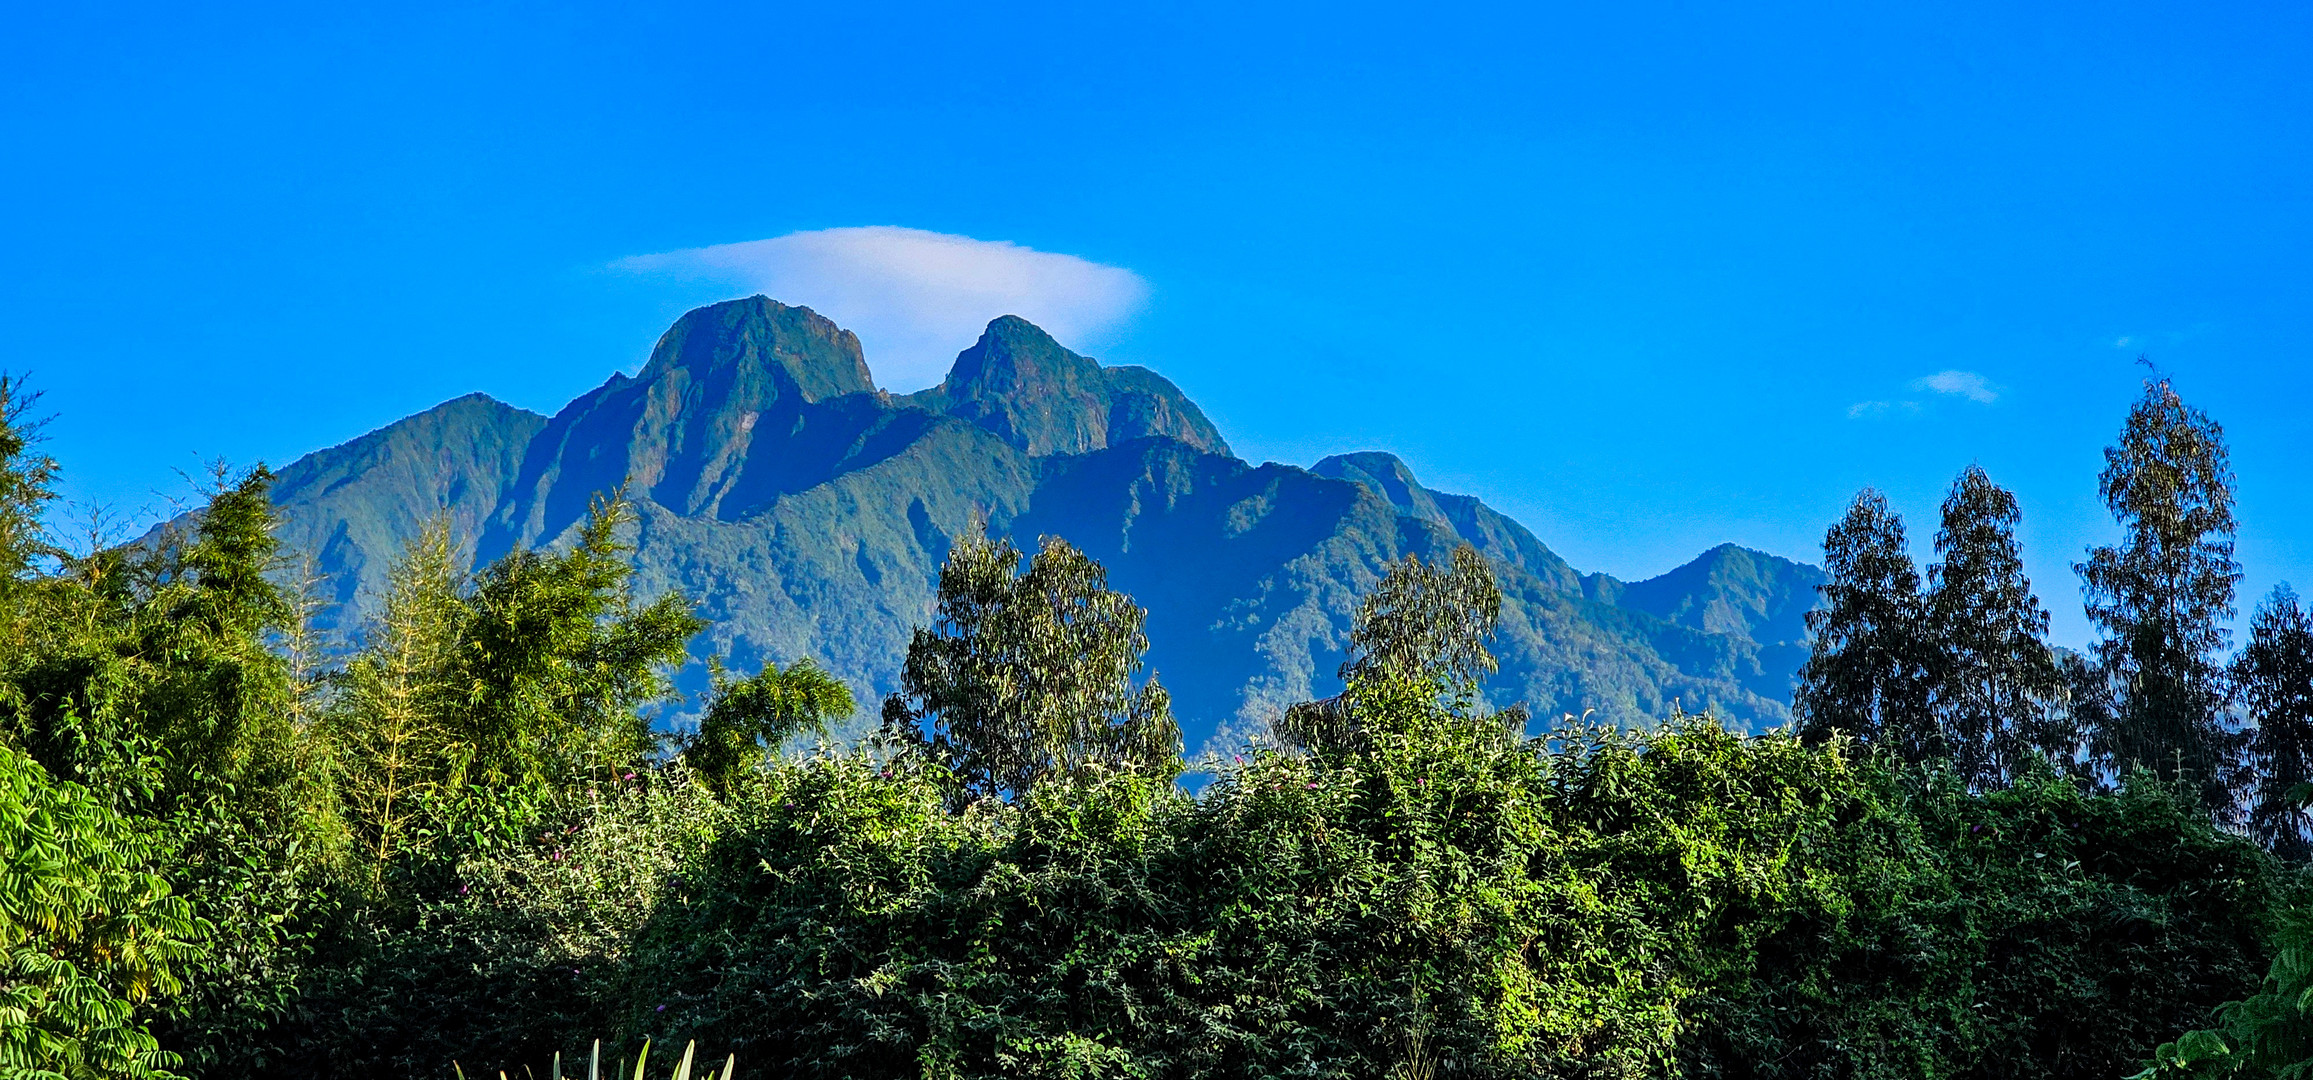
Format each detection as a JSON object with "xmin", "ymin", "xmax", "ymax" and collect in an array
[
  {"xmin": 1846, "ymin": 399, "xmax": 1922, "ymax": 420},
  {"xmin": 1847, "ymin": 369, "xmax": 1998, "ymax": 420},
  {"xmin": 617, "ymin": 227, "xmax": 1151, "ymax": 391},
  {"xmin": 1908, "ymin": 370, "xmax": 1998, "ymax": 404}
]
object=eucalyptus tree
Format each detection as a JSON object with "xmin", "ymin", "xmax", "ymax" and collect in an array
[
  {"xmin": 2076, "ymin": 377, "xmax": 2242, "ymax": 814},
  {"xmin": 2235, "ymin": 585, "xmax": 2313, "ymax": 857},
  {"xmin": 1794, "ymin": 489, "xmax": 1935, "ymax": 757},
  {"xmin": 1278, "ymin": 543, "xmax": 1512, "ymax": 753},
  {"xmin": 882, "ymin": 532, "xmax": 1180, "ymax": 803},
  {"xmin": 1923, "ymin": 465, "xmax": 2066, "ymax": 785}
]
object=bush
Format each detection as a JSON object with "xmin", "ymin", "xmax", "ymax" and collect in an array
[{"xmin": 0, "ymin": 742, "xmax": 200, "ymax": 1080}]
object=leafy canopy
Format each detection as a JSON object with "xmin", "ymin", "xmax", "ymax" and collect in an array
[{"xmin": 882, "ymin": 531, "xmax": 1181, "ymax": 802}]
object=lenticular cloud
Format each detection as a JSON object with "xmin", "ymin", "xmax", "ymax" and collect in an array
[{"xmin": 619, "ymin": 227, "xmax": 1150, "ymax": 392}]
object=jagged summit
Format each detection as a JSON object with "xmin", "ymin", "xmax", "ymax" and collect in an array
[
  {"xmin": 640, "ymin": 296, "xmax": 874, "ymax": 401},
  {"xmin": 481, "ymin": 297, "xmax": 886, "ymax": 547},
  {"xmin": 905, "ymin": 315, "xmax": 1230, "ymax": 458}
]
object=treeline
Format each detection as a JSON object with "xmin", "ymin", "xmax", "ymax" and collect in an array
[
  {"xmin": 0, "ymin": 372, "xmax": 2305, "ymax": 1080},
  {"xmin": 1791, "ymin": 377, "xmax": 2313, "ymax": 851}
]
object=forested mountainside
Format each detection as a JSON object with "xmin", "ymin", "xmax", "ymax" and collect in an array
[{"xmin": 258, "ymin": 296, "xmax": 1823, "ymax": 748}]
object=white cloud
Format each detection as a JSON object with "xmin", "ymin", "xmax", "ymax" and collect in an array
[
  {"xmin": 1845, "ymin": 399, "xmax": 1925, "ymax": 420},
  {"xmin": 617, "ymin": 227, "xmax": 1151, "ymax": 391},
  {"xmin": 1908, "ymin": 370, "xmax": 1998, "ymax": 404}
]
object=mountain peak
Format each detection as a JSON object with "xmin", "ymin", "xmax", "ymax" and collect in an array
[
  {"xmin": 905, "ymin": 315, "xmax": 1230, "ymax": 458},
  {"xmin": 1311, "ymin": 451, "xmax": 1443, "ymax": 523},
  {"xmin": 1618, "ymin": 544, "xmax": 1826, "ymax": 646},
  {"xmin": 640, "ymin": 296, "xmax": 874, "ymax": 402}
]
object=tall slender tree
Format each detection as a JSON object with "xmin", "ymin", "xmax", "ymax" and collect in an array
[
  {"xmin": 2235, "ymin": 584, "xmax": 2313, "ymax": 857},
  {"xmin": 1924, "ymin": 465, "xmax": 2065, "ymax": 786},
  {"xmin": 2076, "ymin": 377, "xmax": 2242, "ymax": 815},
  {"xmin": 327, "ymin": 517, "xmax": 468, "ymax": 877},
  {"xmin": 0, "ymin": 374, "xmax": 58, "ymax": 589},
  {"xmin": 1794, "ymin": 489, "xmax": 1934, "ymax": 757}
]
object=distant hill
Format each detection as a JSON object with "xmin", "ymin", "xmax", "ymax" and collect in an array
[{"xmin": 259, "ymin": 296, "xmax": 1825, "ymax": 751}]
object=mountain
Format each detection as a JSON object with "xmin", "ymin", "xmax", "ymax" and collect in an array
[
  {"xmin": 258, "ymin": 296, "xmax": 1826, "ymax": 749},
  {"xmin": 267, "ymin": 392, "xmax": 549, "ymax": 630}
]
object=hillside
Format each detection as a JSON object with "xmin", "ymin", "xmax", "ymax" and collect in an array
[{"xmin": 262, "ymin": 296, "xmax": 1825, "ymax": 750}]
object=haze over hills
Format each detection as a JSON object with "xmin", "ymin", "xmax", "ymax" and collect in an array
[{"xmin": 261, "ymin": 296, "xmax": 1825, "ymax": 751}]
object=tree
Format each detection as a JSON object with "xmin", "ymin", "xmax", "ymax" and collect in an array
[
  {"xmin": 0, "ymin": 374, "xmax": 59, "ymax": 591},
  {"xmin": 2234, "ymin": 585, "xmax": 2313, "ymax": 858},
  {"xmin": 1278, "ymin": 543, "xmax": 1514, "ymax": 752},
  {"xmin": 452, "ymin": 493, "xmax": 702, "ymax": 786},
  {"xmin": 0, "ymin": 374, "xmax": 62, "ymax": 755},
  {"xmin": 1794, "ymin": 489, "xmax": 1934, "ymax": 757},
  {"xmin": 327, "ymin": 517, "xmax": 469, "ymax": 877},
  {"xmin": 1923, "ymin": 465, "xmax": 2065, "ymax": 786},
  {"xmin": 2077, "ymin": 378, "xmax": 2242, "ymax": 815},
  {"xmin": 688, "ymin": 657, "xmax": 854, "ymax": 792},
  {"xmin": 882, "ymin": 532, "xmax": 1180, "ymax": 802}
]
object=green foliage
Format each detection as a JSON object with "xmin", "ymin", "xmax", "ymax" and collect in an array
[
  {"xmin": 0, "ymin": 453, "xmax": 343, "ymax": 1073},
  {"xmin": 2079, "ymin": 377, "xmax": 2244, "ymax": 813},
  {"xmin": 454, "ymin": 493, "xmax": 703, "ymax": 787},
  {"xmin": 1794, "ymin": 488, "xmax": 1933, "ymax": 755},
  {"xmin": 686, "ymin": 658, "xmax": 854, "ymax": 792},
  {"xmin": 455, "ymin": 1039, "xmax": 737, "ymax": 1080},
  {"xmin": 561, "ymin": 697, "xmax": 2270, "ymax": 1080},
  {"xmin": 294, "ymin": 768, "xmax": 730, "ymax": 1076},
  {"xmin": 1281, "ymin": 543, "xmax": 1515, "ymax": 752},
  {"xmin": 2237, "ymin": 587, "xmax": 2313, "ymax": 858},
  {"xmin": 883, "ymin": 532, "xmax": 1181, "ymax": 803},
  {"xmin": 1923, "ymin": 465, "xmax": 2070, "ymax": 786},
  {"xmin": 325, "ymin": 517, "xmax": 468, "ymax": 876},
  {"xmin": 0, "ymin": 742, "xmax": 198, "ymax": 1080},
  {"xmin": 2139, "ymin": 902, "xmax": 2313, "ymax": 1079},
  {"xmin": 0, "ymin": 374, "xmax": 60, "ymax": 589}
]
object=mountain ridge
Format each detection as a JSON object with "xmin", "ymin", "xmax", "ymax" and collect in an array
[{"xmin": 254, "ymin": 296, "xmax": 1826, "ymax": 747}]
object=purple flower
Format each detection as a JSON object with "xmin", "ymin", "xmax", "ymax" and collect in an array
[
  {"xmin": 458, "ymin": 884, "xmax": 469, "ymax": 895},
  {"xmin": 656, "ymin": 1005, "xmax": 667, "ymax": 1013}
]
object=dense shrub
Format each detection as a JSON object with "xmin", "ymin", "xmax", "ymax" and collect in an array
[
  {"xmin": 269, "ymin": 689, "xmax": 2281, "ymax": 1079},
  {"xmin": 0, "ymin": 742, "xmax": 199, "ymax": 1080}
]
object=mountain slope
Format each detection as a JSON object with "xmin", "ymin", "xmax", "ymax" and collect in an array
[
  {"xmin": 257, "ymin": 296, "xmax": 1824, "ymax": 746},
  {"xmin": 265, "ymin": 392, "xmax": 549, "ymax": 629}
]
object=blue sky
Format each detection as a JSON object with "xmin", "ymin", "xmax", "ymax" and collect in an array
[{"xmin": 6, "ymin": 1, "xmax": 2309, "ymax": 647}]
